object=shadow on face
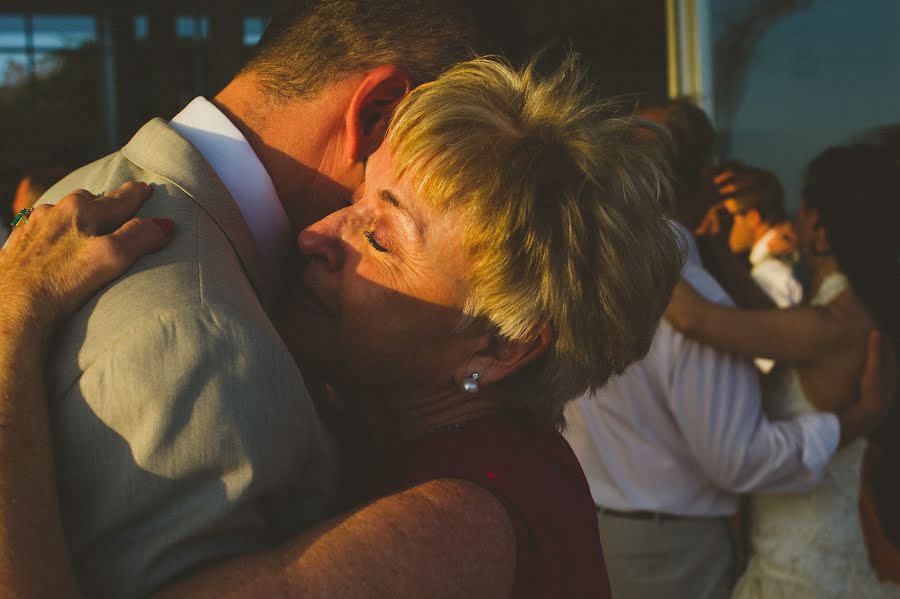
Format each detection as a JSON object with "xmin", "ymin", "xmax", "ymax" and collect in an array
[{"xmin": 275, "ymin": 145, "xmax": 479, "ymax": 412}]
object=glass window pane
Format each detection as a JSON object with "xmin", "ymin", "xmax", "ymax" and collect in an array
[
  {"xmin": 134, "ymin": 15, "xmax": 148, "ymax": 41},
  {"xmin": 32, "ymin": 15, "xmax": 96, "ymax": 49},
  {"xmin": 175, "ymin": 16, "xmax": 192, "ymax": 39},
  {"xmin": 244, "ymin": 17, "xmax": 266, "ymax": 47},
  {"xmin": 0, "ymin": 15, "xmax": 26, "ymax": 47},
  {"xmin": 0, "ymin": 52, "xmax": 30, "ymax": 86},
  {"xmin": 176, "ymin": 16, "xmax": 209, "ymax": 41},
  {"xmin": 34, "ymin": 51, "xmax": 61, "ymax": 79}
]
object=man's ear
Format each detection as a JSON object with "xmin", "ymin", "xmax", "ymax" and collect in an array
[
  {"xmin": 344, "ymin": 65, "xmax": 411, "ymax": 163},
  {"xmin": 456, "ymin": 324, "xmax": 554, "ymax": 388}
]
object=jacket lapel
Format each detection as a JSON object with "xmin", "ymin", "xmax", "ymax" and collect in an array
[{"xmin": 121, "ymin": 118, "xmax": 274, "ymax": 309}]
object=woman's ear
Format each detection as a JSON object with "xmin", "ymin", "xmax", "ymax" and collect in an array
[
  {"xmin": 343, "ymin": 65, "xmax": 411, "ymax": 164},
  {"xmin": 456, "ymin": 324, "xmax": 554, "ymax": 389}
]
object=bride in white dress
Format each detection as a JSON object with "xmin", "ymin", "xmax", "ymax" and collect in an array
[{"xmin": 667, "ymin": 144, "xmax": 900, "ymax": 598}]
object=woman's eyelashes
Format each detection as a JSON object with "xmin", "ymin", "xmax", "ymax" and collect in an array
[{"xmin": 364, "ymin": 229, "xmax": 390, "ymax": 253}]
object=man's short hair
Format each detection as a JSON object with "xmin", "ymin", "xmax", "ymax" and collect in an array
[
  {"xmin": 242, "ymin": 0, "xmax": 482, "ymax": 100},
  {"xmin": 639, "ymin": 97, "xmax": 715, "ymax": 203},
  {"xmin": 722, "ymin": 165, "xmax": 786, "ymax": 224}
]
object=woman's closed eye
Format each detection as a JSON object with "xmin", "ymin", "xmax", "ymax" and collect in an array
[{"xmin": 365, "ymin": 229, "xmax": 390, "ymax": 253}]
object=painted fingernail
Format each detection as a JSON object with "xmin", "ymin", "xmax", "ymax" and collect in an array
[{"xmin": 152, "ymin": 218, "xmax": 175, "ymax": 236}]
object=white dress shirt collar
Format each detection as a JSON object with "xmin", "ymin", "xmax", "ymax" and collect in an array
[
  {"xmin": 749, "ymin": 228, "xmax": 778, "ymax": 266},
  {"xmin": 170, "ymin": 97, "xmax": 291, "ymax": 268}
]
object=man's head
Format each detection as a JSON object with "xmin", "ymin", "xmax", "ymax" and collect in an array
[
  {"xmin": 717, "ymin": 164, "xmax": 786, "ymax": 253},
  {"xmin": 639, "ymin": 97, "xmax": 716, "ymax": 230},
  {"xmin": 217, "ymin": 0, "xmax": 481, "ymax": 232}
]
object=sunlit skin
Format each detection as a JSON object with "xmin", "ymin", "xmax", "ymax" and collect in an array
[
  {"xmin": 279, "ymin": 144, "xmax": 515, "ymax": 441},
  {"xmin": 213, "ymin": 66, "xmax": 410, "ymax": 235},
  {"xmin": 723, "ymin": 199, "xmax": 766, "ymax": 254}
]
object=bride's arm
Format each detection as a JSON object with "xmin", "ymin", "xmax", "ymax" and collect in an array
[
  {"xmin": 665, "ymin": 278, "xmax": 850, "ymax": 363},
  {"xmin": 0, "ymin": 183, "xmax": 171, "ymax": 597}
]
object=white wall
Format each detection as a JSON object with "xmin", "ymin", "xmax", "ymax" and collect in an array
[{"xmin": 710, "ymin": 0, "xmax": 900, "ymax": 209}]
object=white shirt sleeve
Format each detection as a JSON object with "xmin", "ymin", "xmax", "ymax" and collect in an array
[
  {"xmin": 752, "ymin": 260, "xmax": 804, "ymax": 308},
  {"xmin": 664, "ymin": 322, "xmax": 840, "ymax": 494}
]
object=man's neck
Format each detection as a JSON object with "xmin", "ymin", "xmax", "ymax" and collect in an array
[{"xmin": 212, "ymin": 73, "xmax": 354, "ymax": 233}]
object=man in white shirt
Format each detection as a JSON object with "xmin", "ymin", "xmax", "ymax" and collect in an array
[
  {"xmin": 564, "ymin": 226, "xmax": 832, "ymax": 599},
  {"xmin": 33, "ymin": 2, "xmax": 482, "ymax": 596},
  {"xmin": 717, "ymin": 165, "xmax": 803, "ymax": 372},
  {"xmin": 565, "ymin": 98, "xmax": 888, "ymax": 599},
  {"xmin": 718, "ymin": 165, "xmax": 802, "ymax": 309}
]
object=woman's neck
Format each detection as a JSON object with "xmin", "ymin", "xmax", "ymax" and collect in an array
[{"xmin": 354, "ymin": 385, "xmax": 505, "ymax": 447}]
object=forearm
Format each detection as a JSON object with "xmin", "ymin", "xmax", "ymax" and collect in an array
[
  {"xmin": 157, "ymin": 479, "xmax": 515, "ymax": 599},
  {"xmin": 0, "ymin": 297, "xmax": 82, "ymax": 598},
  {"xmin": 667, "ymin": 279, "xmax": 843, "ymax": 363}
]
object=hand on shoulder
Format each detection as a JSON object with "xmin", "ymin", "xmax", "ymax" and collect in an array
[{"xmin": 0, "ymin": 182, "xmax": 172, "ymax": 335}]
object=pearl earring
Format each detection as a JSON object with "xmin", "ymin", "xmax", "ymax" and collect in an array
[{"xmin": 461, "ymin": 373, "xmax": 480, "ymax": 393}]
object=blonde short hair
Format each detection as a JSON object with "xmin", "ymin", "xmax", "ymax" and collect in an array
[{"xmin": 387, "ymin": 56, "xmax": 684, "ymax": 427}]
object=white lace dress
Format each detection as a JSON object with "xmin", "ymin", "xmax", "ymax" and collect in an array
[{"xmin": 732, "ymin": 273, "xmax": 900, "ymax": 598}]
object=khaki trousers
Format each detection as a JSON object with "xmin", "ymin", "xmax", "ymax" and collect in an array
[{"xmin": 597, "ymin": 510, "xmax": 736, "ymax": 599}]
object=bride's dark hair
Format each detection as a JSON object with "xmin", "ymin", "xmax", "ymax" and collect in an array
[
  {"xmin": 803, "ymin": 143, "xmax": 900, "ymax": 547},
  {"xmin": 803, "ymin": 144, "xmax": 900, "ymax": 356}
]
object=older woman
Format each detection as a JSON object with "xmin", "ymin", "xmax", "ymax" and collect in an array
[{"xmin": 0, "ymin": 56, "xmax": 682, "ymax": 597}]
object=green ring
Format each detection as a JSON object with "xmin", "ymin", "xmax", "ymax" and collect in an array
[{"xmin": 10, "ymin": 207, "xmax": 33, "ymax": 228}]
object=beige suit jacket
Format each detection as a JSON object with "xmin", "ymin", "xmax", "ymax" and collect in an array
[{"xmin": 37, "ymin": 119, "xmax": 338, "ymax": 598}]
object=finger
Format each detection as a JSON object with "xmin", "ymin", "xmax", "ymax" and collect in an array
[
  {"xmin": 862, "ymin": 329, "xmax": 897, "ymax": 402},
  {"xmin": 864, "ymin": 329, "xmax": 883, "ymax": 375},
  {"xmin": 80, "ymin": 217, "xmax": 173, "ymax": 294},
  {"xmin": 67, "ymin": 189, "xmax": 97, "ymax": 204},
  {"xmin": 713, "ymin": 170, "xmax": 735, "ymax": 186},
  {"xmin": 6, "ymin": 203, "xmax": 53, "ymax": 242},
  {"xmin": 102, "ymin": 216, "xmax": 174, "ymax": 270},
  {"xmin": 54, "ymin": 189, "xmax": 97, "ymax": 217},
  {"xmin": 87, "ymin": 181, "xmax": 153, "ymax": 234},
  {"xmin": 877, "ymin": 332, "xmax": 898, "ymax": 387}
]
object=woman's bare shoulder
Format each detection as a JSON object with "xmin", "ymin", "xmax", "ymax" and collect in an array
[{"xmin": 798, "ymin": 289, "xmax": 875, "ymax": 411}]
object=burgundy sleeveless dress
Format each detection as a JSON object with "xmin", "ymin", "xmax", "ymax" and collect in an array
[{"xmin": 356, "ymin": 415, "xmax": 611, "ymax": 598}]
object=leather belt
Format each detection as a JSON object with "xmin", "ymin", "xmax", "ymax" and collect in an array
[{"xmin": 598, "ymin": 507, "xmax": 686, "ymax": 521}]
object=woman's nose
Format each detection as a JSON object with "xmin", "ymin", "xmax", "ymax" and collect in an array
[{"xmin": 297, "ymin": 213, "xmax": 345, "ymax": 272}]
